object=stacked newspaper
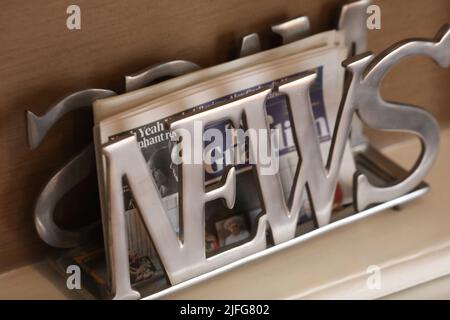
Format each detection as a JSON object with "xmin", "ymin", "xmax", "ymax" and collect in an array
[{"xmin": 93, "ymin": 29, "xmax": 356, "ymax": 290}]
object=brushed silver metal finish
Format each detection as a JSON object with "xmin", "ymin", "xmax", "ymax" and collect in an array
[
  {"xmin": 239, "ymin": 33, "xmax": 262, "ymax": 57},
  {"xmin": 34, "ymin": 144, "xmax": 99, "ymax": 248},
  {"xmin": 279, "ymin": 73, "xmax": 355, "ymax": 228},
  {"xmin": 103, "ymin": 133, "xmax": 267, "ymax": 300},
  {"xmin": 351, "ymin": 25, "xmax": 449, "ymax": 210},
  {"xmin": 338, "ymin": 0, "xmax": 370, "ymax": 54},
  {"xmin": 145, "ymin": 181, "xmax": 428, "ymax": 300},
  {"xmin": 26, "ymin": 89, "xmax": 116, "ymax": 149},
  {"xmin": 125, "ymin": 60, "xmax": 201, "ymax": 92},
  {"xmin": 271, "ymin": 16, "xmax": 311, "ymax": 44},
  {"xmin": 338, "ymin": 0, "xmax": 371, "ymax": 149},
  {"xmin": 29, "ymin": 89, "xmax": 116, "ymax": 248},
  {"xmin": 141, "ymin": 146, "xmax": 430, "ymax": 300}
]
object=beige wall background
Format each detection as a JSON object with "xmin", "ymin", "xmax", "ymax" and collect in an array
[{"xmin": 0, "ymin": 0, "xmax": 449, "ymax": 273}]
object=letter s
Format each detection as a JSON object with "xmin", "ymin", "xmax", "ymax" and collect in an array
[{"xmin": 347, "ymin": 25, "xmax": 450, "ymax": 211}]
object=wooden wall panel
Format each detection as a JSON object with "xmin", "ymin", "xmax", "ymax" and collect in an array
[{"xmin": 0, "ymin": 0, "xmax": 449, "ymax": 273}]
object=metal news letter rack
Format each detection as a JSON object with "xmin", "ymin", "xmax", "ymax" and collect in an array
[{"xmin": 26, "ymin": 0, "xmax": 449, "ymax": 299}]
